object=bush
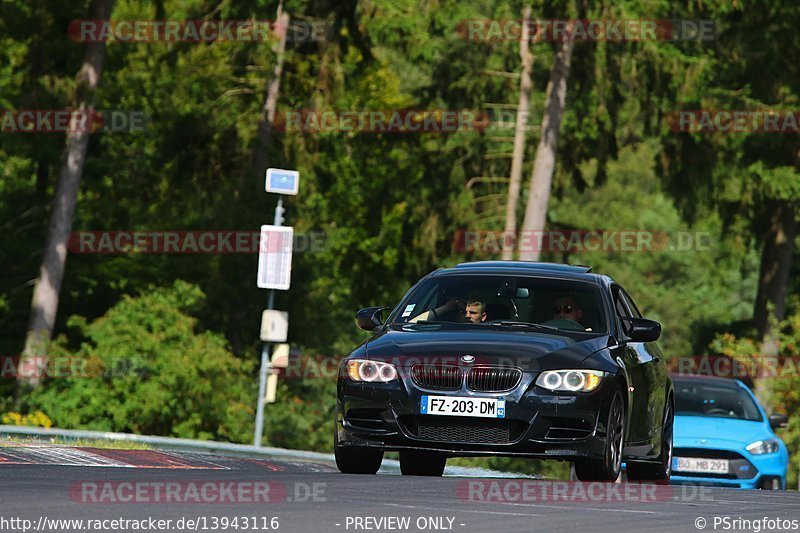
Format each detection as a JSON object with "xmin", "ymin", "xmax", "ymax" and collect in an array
[
  {"xmin": 1, "ymin": 410, "xmax": 52, "ymax": 428},
  {"xmin": 23, "ymin": 281, "xmax": 255, "ymax": 443},
  {"xmin": 709, "ymin": 310, "xmax": 800, "ymax": 489}
]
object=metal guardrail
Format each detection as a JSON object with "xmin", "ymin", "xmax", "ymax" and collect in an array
[
  {"xmin": 0, "ymin": 424, "xmax": 533, "ymax": 477},
  {"xmin": 0, "ymin": 424, "xmax": 342, "ymax": 462}
]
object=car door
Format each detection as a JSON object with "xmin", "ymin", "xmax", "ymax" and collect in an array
[
  {"xmin": 611, "ymin": 285, "xmax": 650, "ymax": 443},
  {"xmin": 619, "ymin": 288, "xmax": 669, "ymax": 441}
]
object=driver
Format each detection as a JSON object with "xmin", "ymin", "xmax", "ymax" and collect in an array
[
  {"xmin": 552, "ymin": 295, "xmax": 583, "ymax": 324},
  {"xmin": 410, "ymin": 298, "xmax": 487, "ymax": 323},
  {"xmin": 464, "ymin": 300, "xmax": 487, "ymax": 323}
]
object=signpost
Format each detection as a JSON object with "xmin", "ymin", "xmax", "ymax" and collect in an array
[
  {"xmin": 265, "ymin": 168, "xmax": 300, "ymax": 195},
  {"xmin": 256, "ymin": 228, "xmax": 293, "ymax": 290},
  {"xmin": 254, "ymin": 168, "xmax": 299, "ymax": 447},
  {"xmin": 260, "ymin": 310, "xmax": 289, "ymax": 342},
  {"xmin": 265, "ymin": 343, "xmax": 290, "ymax": 404}
]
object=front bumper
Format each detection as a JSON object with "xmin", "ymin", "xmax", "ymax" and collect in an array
[
  {"xmin": 336, "ymin": 371, "xmax": 619, "ymax": 460},
  {"xmin": 670, "ymin": 444, "xmax": 787, "ymax": 490}
]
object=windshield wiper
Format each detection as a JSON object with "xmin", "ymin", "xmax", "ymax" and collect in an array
[{"xmin": 484, "ymin": 320, "xmax": 561, "ymax": 332}]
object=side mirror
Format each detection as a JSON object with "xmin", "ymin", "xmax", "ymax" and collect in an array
[
  {"xmin": 625, "ymin": 318, "xmax": 661, "ymax": 342},
  {"xmin": 355, "ymin": 306, "xmax": 389, "ymax": 331},
  {"xmin": 769, "ymin": 413, "xmax": 788, "ymax": 429}
]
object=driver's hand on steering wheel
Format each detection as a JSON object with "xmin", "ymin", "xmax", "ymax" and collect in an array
[{"xmin": 442, "ymin": 298, "xmax": 466, "ymax": 312}]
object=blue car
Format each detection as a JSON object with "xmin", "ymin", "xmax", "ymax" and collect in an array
[{"xmin": 670, "ymin": 375, "xmax": 789, "ymax": 489}]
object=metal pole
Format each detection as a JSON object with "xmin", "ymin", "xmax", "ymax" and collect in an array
[
  {"xmin": 254, "ymin": 196, "xmax": 284, "ymax": 446},
  {"xmin": 253, "ymin": 344, "xmax": 270, "ymax": 446}
]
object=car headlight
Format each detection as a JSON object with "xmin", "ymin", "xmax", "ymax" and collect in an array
[
  {"xmin": 746, "ymin": 439, "xmax": 780, "ymax": 455},
  {"xmin": 345, "ymin": 359, "xmax": 398, "ymax": 383},
  {"xmin": 536, "ymin": 370, "xmax": 606, "ymax": 392}
]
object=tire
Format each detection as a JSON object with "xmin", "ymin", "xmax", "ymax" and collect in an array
[
  {"xmin": 399, "ymin": 450, "xmax": 446, "ymax": 476},
  {"xmin": 334, "ymin": 414, "xmax": 383, "ymax": 474},
  {"xmin": 574, "ymin": 390, "xmax": 625, "ymax": 482},
  {"xmin": 757, "ymin": 477, "xmax": 785, "ymax": 490},
  {"xmin": 627, "ymin": 400, "xmax": 673, "ymax": 481}
]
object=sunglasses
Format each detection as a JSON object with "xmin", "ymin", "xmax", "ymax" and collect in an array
[{"xmin": 553, "ymin": 305, "xmax": 575, "ymax": 314}]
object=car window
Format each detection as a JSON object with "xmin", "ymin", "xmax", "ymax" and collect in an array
[
  {"xmin": 391, "ymin": 275, "xmax": 608, "ymax": 334},
  {"xmin": 612, "ymin": 286, "xmax": 632, "ymax": 319},
  {"xmin": 673, "ymin": 379, "xmax": 762, "ymax": 422},
  {"xmin": 620, "ymin": 289, "xmax": 643, "ymax": 319}
]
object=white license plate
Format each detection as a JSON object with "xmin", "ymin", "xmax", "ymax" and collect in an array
[
  {"xmin": 420, "ymin": 395, "xmax": 505, "ymax": 418},
  {"xmin": 673, "ymin": 457, "xmax": 730, "ymax": 474}
]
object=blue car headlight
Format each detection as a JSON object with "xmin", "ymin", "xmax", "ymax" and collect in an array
[{"xmin": 746, "ymin": 439, "xmax": 780, "ymax": 455}]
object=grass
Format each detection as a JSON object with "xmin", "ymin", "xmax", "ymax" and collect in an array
[{"xmin": 0, "ymin": 435, "xmax": 152, "ymax": 450}]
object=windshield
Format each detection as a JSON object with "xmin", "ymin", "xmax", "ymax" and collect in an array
[
  {"xmin": 673, "ymin": 379, "xmax": 762, "ymax": 422},
  {"xmin": 390, "ymin": 274, "xmax": 607, "ymax": 334}
]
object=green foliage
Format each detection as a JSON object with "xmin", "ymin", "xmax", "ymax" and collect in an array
[
  {"xmin": 263, "ymin": 368, "xmax": 337, "ymax": 451},
  {"xmin": 0, "ymin": 0, "xmax": 797, "ymax": 479},
  {"xmin": 709, "ymin": 307, "xmax": 800, "ymax": 489},
  {"xmin": 24, "ymin": 282, "xmax": 255, "ymax": 443},
  {"xmin": 550, "ymin": 141, "xmax": 757, "ymax": 356},
  {"xmin": 1, "ymin": 411, "xmax": 52, "ymax": 428}
]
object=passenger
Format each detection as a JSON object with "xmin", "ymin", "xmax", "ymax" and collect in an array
[{"xmin": 552, "ymin": 295, "xmax": 583, "ymax": 324}]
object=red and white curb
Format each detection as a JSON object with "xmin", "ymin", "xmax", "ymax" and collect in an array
[{"xmin": 0, "ymin": 447, "xmax": 288, "ymax": 470}]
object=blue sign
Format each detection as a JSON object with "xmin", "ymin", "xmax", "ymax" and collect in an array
[{"xmin": 265, "ymin": 168, "xmax": 299, "ymax": 195}]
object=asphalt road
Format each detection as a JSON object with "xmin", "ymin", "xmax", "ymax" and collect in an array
[{"xmin": 1, "ymin": 451, "xmax": 799, "ymax": 533}]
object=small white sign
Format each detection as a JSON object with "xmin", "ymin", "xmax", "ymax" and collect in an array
[
  {"xmin": 257, "ymin": 225, "xmax": 293, "ymax": 290},
  {"xmin": 260, "ymin": 310, "xmax": 289, "ymax": 342},
  {"xmin": 265, "ymin": 168, "xmax": 299, "ymax": 195},
  {"xmin": 270, "ymin": 343, "xmax": 290, "ymax": 368},
  {"xmin": 265, "ymin": 373, "xmax": 279, "ymax": 403}
]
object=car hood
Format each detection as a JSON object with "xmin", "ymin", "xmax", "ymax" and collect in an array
[
  {"xmin": 673, "ymin": 415, "xmax": 769, "ymax": 447},
  {"xmin": 364, "ymin": 323, "xmax": 610, "ymax": 371}
]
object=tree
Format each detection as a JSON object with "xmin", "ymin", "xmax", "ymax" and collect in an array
[
  {"xmin": 518, "ymin": 23, "xmax": 576, "ymax": 261},
  {"xmin": 250, "ymin": 0, "xmax": 290, "ymax": 181},
  {"xmin": 502, "ymin": 6, "xmax": 533, "ymax": 261},
  {"xmin": 20, "ymin": 0, "xmax": 115, "ymax": 388},
  {"xmin": 655, "ymin": 0, "xmax": 800, "ymax": 350}
]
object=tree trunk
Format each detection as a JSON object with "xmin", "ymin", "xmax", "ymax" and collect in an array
[
  {"xmin": 753, "ymin": 200, "xmax": 797, "ymax": 339},
  {"xmin": 20, "ymin": 0, "xmax": 114, "ymax": 388},
  {"xmin": 251, "ymin": 1, "xmax": 289, "ymax": 181},
  {"xmin": 518, "ymin": 26, "xmax": 576, "ymax": 262},
  {"xmin": 502, "ymin": 6, "xmax": 534, "ymax": 261},
  {"xmin": 753, "ymin": 200, "xmax": 796, "ymax": 408}
]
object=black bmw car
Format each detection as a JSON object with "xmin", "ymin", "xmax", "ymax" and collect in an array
[{"xmin": 335, "ymin": 261, "xmax": 673, "ymax": 480}]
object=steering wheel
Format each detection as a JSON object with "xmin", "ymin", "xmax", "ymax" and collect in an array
[
  {"xmin": 705, "ymin": 408, "xmax": 731, "ymax": 416},
  {"xmin": 542, "ymin": 318, "xmax": 585, "ymax": 331}
]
